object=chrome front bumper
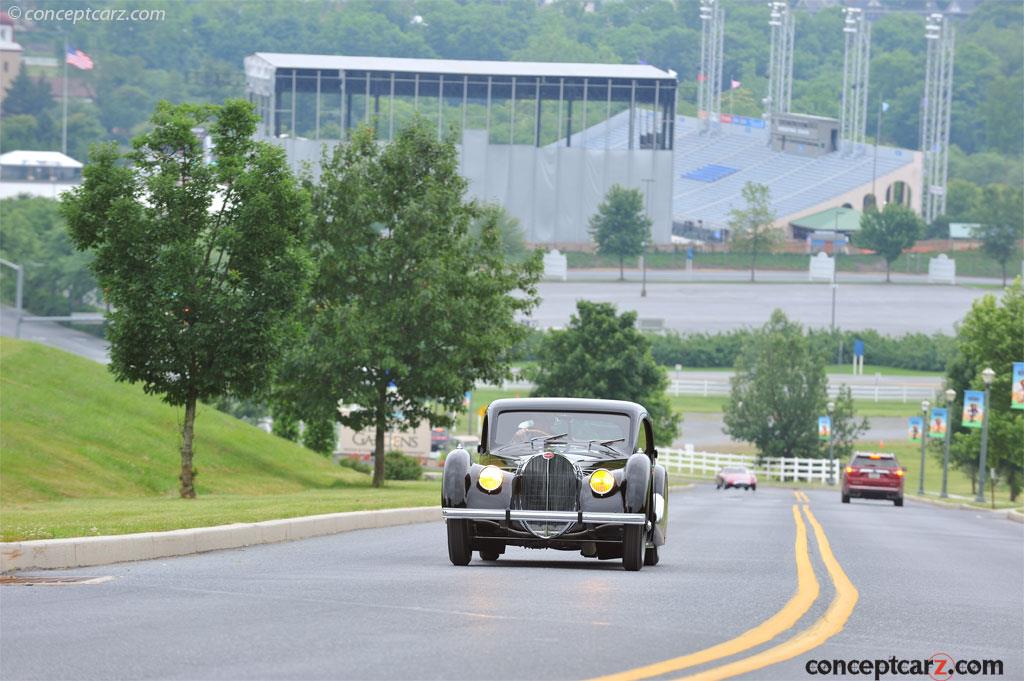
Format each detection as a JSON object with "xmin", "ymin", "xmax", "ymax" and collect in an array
[{"xmin": 441, "ymin": 508, "xmax": 647, "ymax": 525}]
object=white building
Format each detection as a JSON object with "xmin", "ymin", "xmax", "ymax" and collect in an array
[{"xmin": 0, "ymin": 150, "xmax": 83, "ymax": 199}]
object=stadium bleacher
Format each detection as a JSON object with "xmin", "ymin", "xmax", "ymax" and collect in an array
[{"xmin": 562, "ymin": 110, "xmax": 916, "ymax": 230}]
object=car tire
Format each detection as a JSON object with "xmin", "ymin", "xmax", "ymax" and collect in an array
[
  {"xmin": 716, "ymin": 482, "xmax": 722, "ymax": 489},
  {"xmin": 479, "ymin": 548, "xmax": 501, "ymax": 561},
  {"xmin": 622, "ymin": 524, "xmax": 645, "ymax": 572},
  {"xmin": 446, "ymin": 519, "xmax": 472, "ymax": 566},
  {"xmin": 894, "ymin": 496, "xmax": 904, "ymax": 507},
  {"xmin": 643, "ymin": 545, "xmax": 659, "ymax": 566},
  {"xmin": 751, "ymin": 484, "xmax": 757, "ymax": 492},
  {"xmin": 841, "ymin": 493, "xmax": 850, "ymax": 503}
]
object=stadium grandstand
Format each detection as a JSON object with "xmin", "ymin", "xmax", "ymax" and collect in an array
[
  {"xmin": 566, "ymin": 108, "xmax": 921, "ymax": 241},
  {"xmin": 244, "ymin": 53, "xmax": 677, "ymax": 245}
]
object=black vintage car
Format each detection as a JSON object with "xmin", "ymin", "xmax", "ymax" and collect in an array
[{"xmin": 441, "ymin": 397, "xmax": 668, "ymax": 571}]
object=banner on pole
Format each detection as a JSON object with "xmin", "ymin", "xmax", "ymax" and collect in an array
[
  {"xmin": 818, "ymin": 416, "xmax": 832, "ymax": 440},
  {"xmin": 962, "ymin": 390, "xmax": 985, "ymax": 429},
  {"xmin": 1012, "ymin": 362, "xmax": 1024, "ymax": 410},
  {"xmin": 928, "ymin": 407, "xmax": 948, "ymax": 439},
  {"xmin": 907, "ymin": 416, "xmax": 923, "ymax": 442}
]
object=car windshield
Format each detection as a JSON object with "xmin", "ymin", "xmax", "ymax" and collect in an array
[
  {"xmin": 722, "ymin": 467, "xmax": 748, "ymax": 474},
  {"xmin": 491, "ymin": 410, "xmax": 631, "ymax": 455},
  {"xmin": 852, "ymin": 455, "xmax": 899, "ymax": 468}
]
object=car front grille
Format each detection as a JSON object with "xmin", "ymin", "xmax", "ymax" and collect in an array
[{"xmin": 514, "ymin": 453, "xmax": 579, "ymax": 538}]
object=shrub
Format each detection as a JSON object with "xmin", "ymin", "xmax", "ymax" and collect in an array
[
  {"xmin": 384, "ymin": 451, "xmax": 422, "ymax": 480},
  {"xmin": 338, "ymin": 457, "xmax": 371, "ymax": 474}
]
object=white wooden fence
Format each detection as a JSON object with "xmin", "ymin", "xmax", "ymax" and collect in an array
[
  {"xmin": 665, "ymin": 378, "xmax": 934, "ymax": 402},
  {"xmin": 659, "ymin": 447, "xmax": 840, "ymax": 484}
]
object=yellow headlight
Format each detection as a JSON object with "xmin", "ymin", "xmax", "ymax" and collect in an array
[
  {"xmin": 478, "ymin": 465, "xmax": 503, "ymax": 492},
  {"xmin": 589, "ymin": 468, "xmax": 616, "ymax": 495}
]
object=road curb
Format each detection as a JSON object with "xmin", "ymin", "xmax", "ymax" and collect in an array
[
  {"xmin": 1008, "ymin": 509, "xmax": 1024, "ymax": 524},
  {"xmin": 1, "ymin": 506, "xmax": 440, "ymax": 573}
]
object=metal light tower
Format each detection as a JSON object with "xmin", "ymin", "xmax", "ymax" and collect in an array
[
  {"xmin": 766, "ymin": 1, "xmax": 794, "ymax": 126},
  {"xmin": 840, "ymin": 7, "xmax": 871, "ymax": 156},
  {"xmin": 698, "ymin": 0, "xmax": 724, "ymax": 135},
  {"xmin": 922, "ymin": 13, "xmax": 955, "ymax": 224}
]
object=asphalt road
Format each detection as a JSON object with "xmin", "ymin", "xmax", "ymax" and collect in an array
[
  {"xmin": 529, "ymin": 281, "xmax": 992, "ymax": 334},
  {"xmin": 0, "ymin": 306, "xmax": 109, "ymax": 364},
  {"xmin": 3, "ymin": 486, "xmax": 1021, "ymax": 681}
]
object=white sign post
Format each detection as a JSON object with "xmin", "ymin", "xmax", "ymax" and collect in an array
[
  {"xmin": 808, "ymin": 252, "xmax": 835, "ymax": 282},
  {"xmin": 928, "ymin": 253, "xmax": 956, "ymax": 285},
  {"xmin": 543, "ymin": 249, "xmax": 568, "ymax": 281}
]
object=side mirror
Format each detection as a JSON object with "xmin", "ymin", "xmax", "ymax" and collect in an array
[
  {"xmin": 650, "ymin": 448, "xmax": 658, "ymax": 459},
  {"xmin": 477, "ymin": 443, "xmax": 485, "ymax": 454}
]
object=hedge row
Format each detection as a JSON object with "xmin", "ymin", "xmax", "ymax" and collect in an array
[
  {"xmin": 511, "ymin": 324, "xmax": 954, "ymax": 372},
  {"xmin": 648, "ymin": 328, "xmax": 955, "ymax": 372}
]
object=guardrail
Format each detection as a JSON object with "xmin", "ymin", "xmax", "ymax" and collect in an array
[{"xmin": 659, "ymin": 447, "xmax": 840, "ymax": 484}]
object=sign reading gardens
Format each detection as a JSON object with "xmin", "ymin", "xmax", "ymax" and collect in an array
[
  {"xmin": 336, "ymin": 403, "xmax": 432, "ymax": 459},
  {"xmin": 338, "ymin": 422, "xmax": 432, "ymax": 458}
]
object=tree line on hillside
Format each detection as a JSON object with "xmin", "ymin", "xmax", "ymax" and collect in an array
[{"xmin": 5, "ymin": 1, "xmax": 1020, "ymax": 192}]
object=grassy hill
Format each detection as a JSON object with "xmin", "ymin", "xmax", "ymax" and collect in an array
[{"xmin": 1, "ymin": 339, "xmax": 439, "ymax": 540}]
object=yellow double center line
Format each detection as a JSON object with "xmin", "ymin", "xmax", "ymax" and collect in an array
[{"xmin": 589, "ymin": 500, "xmax": 857, "ymax": 681}]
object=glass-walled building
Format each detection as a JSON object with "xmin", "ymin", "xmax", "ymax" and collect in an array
[{"xmin": 245, "ymin": 53, "xmax": 678, "ymax": 245}]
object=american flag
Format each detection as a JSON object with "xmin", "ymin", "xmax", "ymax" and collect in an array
[{"xmin": 66, "ymin": 48, "xmax": 94, "ymax": 71}]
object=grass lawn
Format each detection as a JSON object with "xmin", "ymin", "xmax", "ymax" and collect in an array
[
  {"xmin": 562, "ymin": 249, "xmax": 1014, "ymax": 279},
  {"xmin": 1, "ymin": 482, "xmax": 440, "ymax": 541},
  {"xmin": 0, "ymin": 339, "xmax": 441, "ymax": 542}
]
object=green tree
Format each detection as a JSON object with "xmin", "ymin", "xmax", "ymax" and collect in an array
[
  {"xmin": 827, "ymin": 386, "xmax": 870, "ymax": 463},
  {"xmin": 62, "ymin": 99, "xmax": 311, "ymax": 498},
  {"xmin": 470, "ymin": 204, "xmax": 530, "ymax": 262},
  {"xmin": 945, "ymin": 282, "xmax": 1024, "ymax": 501},
  {"xmin": 727, "ymin": 182, "xmax": 780, "ymax": 282},
  {"xmin": 973, "ymin": 185, "xmax": 1023, "ymax": 286},
  {"xmin": 3, "ymin": 70, "xmax": 56, "ymax": 118},
  {"xmin": 531, "ymin": 300, "xmax": 679, "ymax": 443},
  {"xmin": 0, "ymin": 197, "xmax": 97, "ymax": 316},
  {"xmin": 277, "ymin": 121, "xmax": 541, "ymax": 487},
  {"xmin": 856, "ymin": 203, "xmax": 924, "ymax": 282},
  {"xmin": 588, "ymin": 184, "xmax": 651, "ymax": 281},
  {"xmin": 723, "ymin": 310, "xmax": 828, "ymax": 460},
  {"xmin": 302, "ymin": 416, "xmax": 337, "ymax": 456}
]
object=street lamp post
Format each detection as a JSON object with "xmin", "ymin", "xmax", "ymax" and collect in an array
[
  {"xmin": 974, "ymin": 367, "xmax": 995, "ymax": 503},
  {"xmin": 918, "ymin": 399, "xmax": 930, "ymax": 495},
  {"xmin": 941, "ymin": 388, "xmax": 955, "ymax": 498},
  {"xmin": 826, "ymin": 401, "xmax": 836, "ymax": 485}
]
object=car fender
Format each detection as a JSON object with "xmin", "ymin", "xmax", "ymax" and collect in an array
[
  {"xmin": 651, "ymin": 463, "xmax": 668, "ymax": 546},
  {"xmin": 623, "ymin": 452, "xmax": 651, "ymax": 514},
  {"xmin": 442, "ymin": 447, "xmax": 472, "ymax": 508}
]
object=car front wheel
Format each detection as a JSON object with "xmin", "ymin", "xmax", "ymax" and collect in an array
[
  {"xmin": 447, "ymin": 519, "xmax": 473, "ymax": 566},
  {"xmin": 894, "ymin": 496, "xmax": 904, "ymax": 507},
  {"xmin": 644, "ymin": 545, "xmax": 659, "ymax": 566},
  {"xmin": 622, "ymin": 524, "xmax": 645, "ymax": 572}
]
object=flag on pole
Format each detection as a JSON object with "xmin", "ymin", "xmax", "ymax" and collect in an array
[
  {"xmin": 66, "ymin": 47, "xmax": 94, "ymax": 71},
  {"xmin": 881, "ymin": 101, "xmax": 890, "ymax": 112},
  {"xmin": 730, "ymin": 79, "xmax": 741, "ymax": 89},
  {"xmin": 696, "ymin": 73, "xmax": 706, "ymax": 82}
]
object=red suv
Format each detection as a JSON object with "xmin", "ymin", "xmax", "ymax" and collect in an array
[{"xmin": 841, "ymin": 453, "xmax": 905, "ymax": 507}]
